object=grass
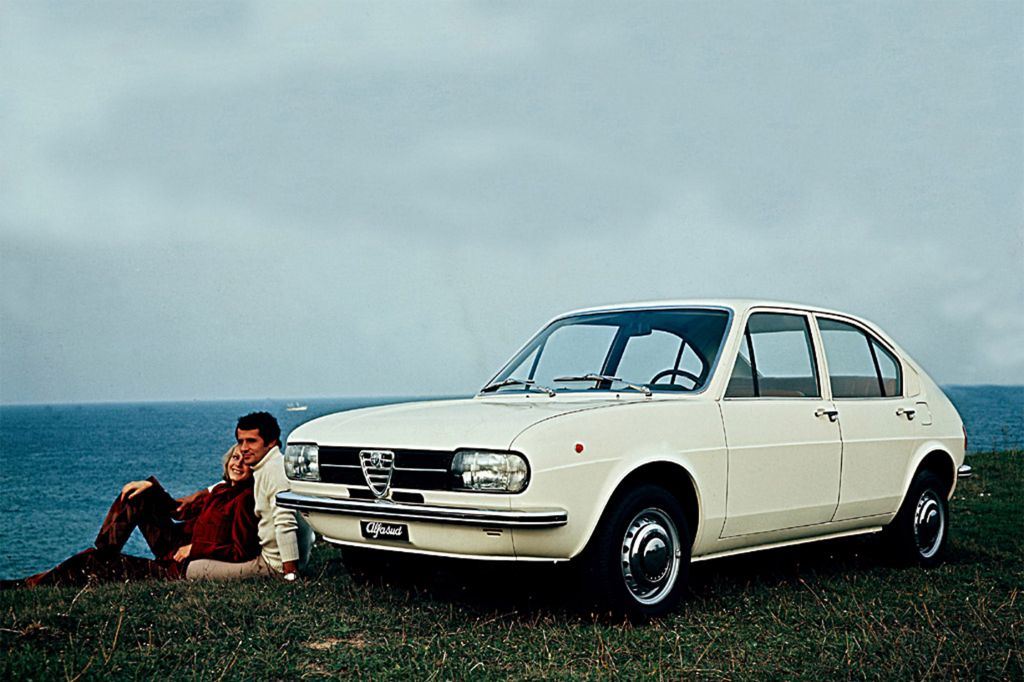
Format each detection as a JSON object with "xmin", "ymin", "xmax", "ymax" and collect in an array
[{"xmin": 2, "ymin": 451, "xmax": 1021, "ymax": 680}]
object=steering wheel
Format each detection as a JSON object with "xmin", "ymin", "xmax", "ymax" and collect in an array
[{"xmin": 649, "ymin": 369, "xmax": 701, "ymax": 389}]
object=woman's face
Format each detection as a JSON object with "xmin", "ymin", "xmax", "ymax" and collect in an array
[{"xmin": 226, "ymin": 450, "xmax": 253, "ymax": 483}]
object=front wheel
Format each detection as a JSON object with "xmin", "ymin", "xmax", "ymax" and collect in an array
[
  {"xmin": 582, "ymin": 484, "xmax": 690, "ymax": 619},
  {"xmin": 884, "ymin": 470, "xmax": 949, "ymax": 568}
]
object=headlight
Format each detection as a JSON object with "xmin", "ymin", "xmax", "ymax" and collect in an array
[
  {"xmin": 451, "ymin": 451, "xmax": 529, "ymax": 493},
  {"xmin": 284, "ymin": 443, "xmax": 319, "ymax": 481}
]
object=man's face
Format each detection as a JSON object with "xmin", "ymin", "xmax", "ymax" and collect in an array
[{"xmin": 237, "ymin": 428, "xmax": 274, "ymax": 466}]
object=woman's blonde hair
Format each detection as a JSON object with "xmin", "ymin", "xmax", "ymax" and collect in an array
[{"xmin": 221, "ymin": 444, "xmax": 241, "ymax": 481}]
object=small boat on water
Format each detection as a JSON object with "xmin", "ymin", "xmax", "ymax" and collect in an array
[{"xmin": 286, "ymin": 402, "xmax": 308, "ymax": 412}]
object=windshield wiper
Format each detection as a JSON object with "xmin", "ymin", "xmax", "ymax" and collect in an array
[
  {"xmin": 480, "ymin": 377, "xmax": 556, "ymax": 397},
  {"xmin": 553, "ymin": 374, "xmax": 652, "ymax": 397}
]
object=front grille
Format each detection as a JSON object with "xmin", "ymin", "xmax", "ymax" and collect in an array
[
  {"xmin": 347, "ymin": 488, "xmax": 424, "ymax": 503},
  {"xmin": 360, "ymin": 450, "xmax": 394, "ymax": 495},
  {"xmin": 318, "ymin": 446, "xmax": 455, "ymax": 491}
]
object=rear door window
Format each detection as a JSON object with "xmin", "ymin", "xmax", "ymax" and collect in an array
[
  {"xmin": 817, "ymin": 317, "xmax": 902, "ymax": 398},
  {"xmin": 872, "ymin": 339, "xmax": 902, "ymax": 397}
]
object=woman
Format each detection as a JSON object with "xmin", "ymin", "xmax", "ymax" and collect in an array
[{"xmin": 15, "ymin": 446, "xmax": 260, "ymax": 587}]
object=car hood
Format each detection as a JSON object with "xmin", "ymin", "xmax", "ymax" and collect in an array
[{"xmin": 287, "ymin": 397, "xmax": 631, "ymax": 451}]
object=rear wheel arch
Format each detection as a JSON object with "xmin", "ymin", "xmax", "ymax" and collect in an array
[
  {"xmin": 884, "ymin": 466, "xmax": 951, "ymax": 567},
  {"xmin": 910, "ymin": 450, "xmax": 956, "ymax": 500},
  {"xmin": 882, "ymin": 448, "xmax": 956, "ymax": 567}
]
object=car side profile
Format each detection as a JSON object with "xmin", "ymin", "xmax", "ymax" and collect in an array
[{"xmin": 278, "ymin": 300, "xmax": 968, "ymax": 617}]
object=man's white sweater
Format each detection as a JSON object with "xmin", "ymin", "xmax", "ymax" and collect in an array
[{"xmin": 252, "ymin": 446, "xmax": 312, "ymax": 572}]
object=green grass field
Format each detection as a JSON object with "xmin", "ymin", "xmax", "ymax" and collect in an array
[{"xmin": 3, "ymin": 451, "xmax": 1021, "ymax": 680}]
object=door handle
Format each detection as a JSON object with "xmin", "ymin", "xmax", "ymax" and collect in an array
[
  {"xmin": 896, "ymin": 407, "xmax": 916, "ymax": 420},
  {"xmin": 814, "ymin": 407, "xmax": 839, "ymax": 422}
]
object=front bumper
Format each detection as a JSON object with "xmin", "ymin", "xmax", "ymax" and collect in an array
[{"xmin": 276, "ymin": 491, "xmax": 569, "ymax": 528}]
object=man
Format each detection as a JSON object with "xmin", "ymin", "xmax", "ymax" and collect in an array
[{"xmin": 186, "ymin": 411, "xmax": 312, "ymax": 581}]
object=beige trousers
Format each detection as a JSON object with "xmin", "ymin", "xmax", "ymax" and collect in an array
[{"xmin": 185, "ymin": 554, "xmax": 278, "ymax": 581}]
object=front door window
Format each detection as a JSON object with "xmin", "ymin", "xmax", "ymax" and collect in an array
[{"xmin": 726, "ymin": 313, "xmax": 820, "ymax": 398}]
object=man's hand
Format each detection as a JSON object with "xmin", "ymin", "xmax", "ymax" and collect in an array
[
  {"xmin": 173, "ymin": 544, "xmax": 192, "ymax": 563},
  {"xmin": 120, "ymin": 480, "xmax": 153, "ymax": 501}
]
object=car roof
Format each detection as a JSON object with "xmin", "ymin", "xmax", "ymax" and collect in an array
[{"xmin": 557, "ymin": 298, "xmax": 861, "ymax": 320}]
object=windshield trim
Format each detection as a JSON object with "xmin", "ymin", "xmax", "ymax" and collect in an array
[{"xmin": 477, "ymin": 305, "xmax": 735, "ymax": 398}]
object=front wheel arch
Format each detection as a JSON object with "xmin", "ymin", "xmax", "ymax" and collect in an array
[{"xmin": 595, "ymin": 462, "xmax": 700, "ymax": 553}]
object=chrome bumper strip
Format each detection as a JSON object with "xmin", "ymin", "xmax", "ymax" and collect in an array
[
  {"xmin": 957, "ymin": 464, "xmax": 973, "ymax": 479},
  {"xmin": 320, "ymin": 536, "xmax": 568, "ymax": 562},
  {"xmin": 276, "ymin": 491, "xmax": 568, "ymax": 528}
]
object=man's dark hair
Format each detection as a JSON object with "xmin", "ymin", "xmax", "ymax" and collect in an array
[{"xmin": 236, "ymin": 411, "xmax": 281, "ymax": 447}]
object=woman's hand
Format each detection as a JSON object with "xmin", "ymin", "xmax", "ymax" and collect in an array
[
  {"xmin": 120, "ymin": 480, "xmax": 153, "ymax": 501},
  {"xmin": 175, "ymin": 489, "xmax": 206, "ymax": 514},
  {"xmin": 173, "ymin": 544, "xmax": 192, "ymax": 563}
]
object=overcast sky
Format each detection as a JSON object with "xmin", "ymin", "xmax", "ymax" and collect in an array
[{"xmin": 1, "ymin": 1, "xmax": 1022, "ymax": 404}]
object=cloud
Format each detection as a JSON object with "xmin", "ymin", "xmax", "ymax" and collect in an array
[{"xmin": 1, "ymin": 0, "xmax": 1021, "ymax": 402}]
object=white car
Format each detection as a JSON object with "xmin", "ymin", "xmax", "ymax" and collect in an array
[{"xmin": 279, "ymin": 300, "xmax": 969, "ymax": 616}]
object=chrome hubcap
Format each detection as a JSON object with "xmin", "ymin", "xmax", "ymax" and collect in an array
[
  {"xmin": 620, "ymin": 508, "xmax": 681, "ymax": 605},
  {"xmin": 913, "ymin": 490, "xmax": 945, "ymax": 559}
]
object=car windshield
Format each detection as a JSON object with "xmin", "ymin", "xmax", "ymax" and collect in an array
[{"xmin": 483, "ymin": 308, "xmax": 731, "ymax": 395}]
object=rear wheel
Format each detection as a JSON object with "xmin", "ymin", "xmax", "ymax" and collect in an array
[
  {"xmin": 583, "ymin": 484, "xmax": 690, "ymax": 619},
  {"xmin": 884, "ymin": 470, "xmax": 949, "ymax": 567}
]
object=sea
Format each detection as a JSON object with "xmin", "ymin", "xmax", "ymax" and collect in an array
[{"xmin": 1, "ymin": 386, "xmax": 1020, "ymax": 580}]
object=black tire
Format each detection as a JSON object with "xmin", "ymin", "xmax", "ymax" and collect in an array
[
  {"xmin": 581, "ymin": 484, "xmax": 691, "ymax": 619},
  {"xmin": 883, "ymin": 470, "xmax": 949, "ymax": 568}
]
